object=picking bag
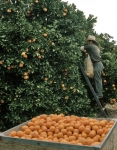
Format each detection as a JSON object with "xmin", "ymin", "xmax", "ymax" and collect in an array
[{"xmin": 84, "ymin": 54, "xmax": 94, "ymax": 78}]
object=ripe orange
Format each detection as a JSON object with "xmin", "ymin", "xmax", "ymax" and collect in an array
[
  {"xmin": 43, "ymin": 33, "xmax": 47, "ymax": 37},
  {"xmin": 89, "ymin": 130, "xmax": 96, "ymax": 138},
  {"xmin": 7, "ymin": 9, "xmax": 11, "ymax": 13},
  {"xmin": 109, "ymin": 120, "xmax": 115, "ymax": 125},
  {"xmin": 27, "ymin": 121, "xmax": 34, "ymax": 127},
  {"xmin": 28, "ymin": 39, "xmax": 32, "ymax": 43},
  {"xmin": 99, "ymin": 121, "xmax": 106, "ymax": 127},
  {"xmin": 67, "ymin": 126, "xmax": 74, "ymax": 132},
  {"xmin": 86, "ymin": 138, "xmax": 94, "ymax": 146},
  {"xmin": 34, "ymin": 125, "xmax": 40, "ymax": 131},
  {"xmin": 19, "ymin": 63, "xmax": 24, "ymax": 67},
  {"xmin": 31, "ymin": 131, "xmax": 39, "ymax": 138},
  {"xmin": 78, "ymin": 137, "xmax": 87, "ymax": 145},
  {"xmin": 24, "ymin": 128, "xmax": 31, "ymax": 135},
  {"xmin": 29, "ymin": 126, "xmax": 35, "ymax": 131},
  {"xmin": 57, "ymin": 132, "xmax": 63, "ymax": 138},
  {"xmin": 61, "ymin": 129, "xmax": 67, "ymax": 135},
  {"xmin": 17, "ymin": 131, "xmax": 24, "ymax": 137},
  {"xmin": 24, "ymin": 75, "xmax": 29, "ymax": 79},
  {"xmin": 9, "ymin": 131, "xmax": 17, "ymax": 137},
  {"xmin": 82, "ymin": 120, "xmax": 89, "ymax": 126},
  {"xmin": 49, "ymin": 126, "xmax": 55, "ymax": 132},
  {"xmin": 92, "ymin": 125, "xmax": 99, "ymax": 131},
  {"xmin": 38, "ymin": 120, "xmax": 44, "ymax": 127},
  {"xmin": 69, "ymin": 136, "xmax": 76, "ymax": 141},
  {"xmin": 93, "ymin": 136, "xmax": 98, "ymax": 142},
  {"xmin": 43, "ymin": 8, "xmax": 47, "ymax": 12},
  {"xmin": 38, "ymin": 55, "xmax": 42, "ymax": 59},
  {"xmin": 21, "ymin": 52, "xmax": 26, "ymax": 56},
  {"xmin": 67, "ymin": 131, "xmax": 72, "ymax": 136},
  {"xmin": 97, "ymin": 129, "xmax": 103, "ymax": 136},
  {"xmin": 58, "ymin": 124, "xmax": 64, "ymax": 131},
  {"xmin": 21, "ymin": 125, "xmax": 28, "ymax": 131},
  {"xmin": 84, "ymin": 127, "xmax": 91, "ymax": 134},
  {"xmin": 78, "ymin": 125, "xmax": 85, "ymax": 133},
  {"xmin": 45, "ymin": 122, "xmax": 51, "ymax": 128},
  {"xmin": 63, "ymin": 12, "xmax": 66, "ymax": 16},
  {"xmin": 40, "ymin": 114, "xmax": 47, "ymax": 120}
]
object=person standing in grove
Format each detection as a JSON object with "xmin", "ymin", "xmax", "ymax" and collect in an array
[{"xmin": 80, "ymin": 35, "xmax": 104, "ymax": 99}]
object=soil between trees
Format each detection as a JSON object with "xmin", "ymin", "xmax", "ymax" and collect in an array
[{"xmin": 97, "ymin": 102, "xmax": 117, "ymax": 119}]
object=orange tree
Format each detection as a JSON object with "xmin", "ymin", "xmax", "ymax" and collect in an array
[
  {"xmin": 96, "ymin": 34, "xmax": 117, "ymax": 103},
  {"xmin": 0, "ymin": 0, "xmax": 98, "ymax": 131}
]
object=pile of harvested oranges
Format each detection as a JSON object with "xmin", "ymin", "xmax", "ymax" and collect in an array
[{"xmin": 8, "ymin": 114, "xmax": 115, "ymax": 146}]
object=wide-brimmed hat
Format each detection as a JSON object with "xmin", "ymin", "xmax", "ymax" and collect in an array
[{"xmin": 87, "ymin": 35, "xmax": 96, "ymax": 42}]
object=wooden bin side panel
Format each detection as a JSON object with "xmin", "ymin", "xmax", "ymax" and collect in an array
[
  {"xmin": 0, "ymin": 140, "xmax": 98, "ymax": 150},
  {"xmin": 101, "ymin": 122, "xmax": 117, "ymax": 150}
]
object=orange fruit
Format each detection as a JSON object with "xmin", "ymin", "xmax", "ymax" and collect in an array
[
  {"xmin": 72, "ymin": 132, "xmax": 79, "ymax": 139},
  {"xmin": 104, "ymin": 128, "xmax": 110, "ymax": 134},
  {"xmin": 25, "ymin": 134, "xmax": 32, "ymax": 139},
  {"xmin": 27, "ymin": 121, "xmax": 34, "ymax": 127},
  {"xmin": 38, "ymin": 120, "xmax": 44, "ymax": 127},
  {"xmin": 97, "ymin": 129, "xmax": 103, "ymax": 136},
  {"xmin": 78, "ymin": 125, "xmax": 85, "ymax": 133},
  {"xmin": 82, "ymin": 120, "xmax": 89, "ymax": 126},
  {"xmin": 61, "ymin": 129, "xmax": 67, "ymax": 135},
  {"xmin": 93, "ymin": 136, "xmax": 98, "ymax": 142},
  {"xmin": 86, "ymin": 138, "xmax": 94, "ymax": 145},
  {"xmin": 78, "ymin": 137, "xmax": 87, "ymax": 145},
  {"xmin": 34, "ymin": 125, "xmax": 40, "ymax": 131},
  {"xmin": 29, "ymin": 126, "xmax": 35, "ymax": 131},
  {"xmin": 99, "ymin": 121, "xmax": 106, "ymax": 127},
  {"xmin": 55, "ymin": 129, "xmax": 60, "ymax": 134},
  {"xmin": 92, "ymin": 125, "xmax": 99, "ymax": 131},
  {"xmin": 31, "ymin": 131, "xmax": 39, "ymax": 138},
  {"xmin": 109, "ymin": 120, "xmax": 115, "ymax": 125},
  {"xmin": 101, "ymin": 133, "xmax": 106, "ymax": 138},
  {"xmin": 67, "ymin": 131, "xmax": 72, "ymax": 136},
  {"xmin": 45, "ymin": 122, "xmax": 51, "ymax": 128},
  {"xmin": 73, "ymin": 129, "xmax": 79, "ymax": 133},
  {"xmin": 100, "ymin": 137, "xmax": 104, "ymax": 142},
  {"xmin": 89, "ymin": 122, "xmax": 94, "ymax": 127},
  {"xmin": 89, "ymin": 130, "xmax": 96, "ymax": 138},
  {"xmin": 95, "ymin": 135, "xmax": 100, "ymax": 141},
  {"xmin": 17, "ymin": 131, "xmax": 24, "ymax": 138},
  {"xmin": 47, "ymin": 131, "xmax": 52, "ymax": 136},
  {"xmin": 69, "ymin": 136, "xmax": 76, "ymax": 141},
  {"xmin": 67, "ymin": 126, "xmax": 74, "ymax": 132},
  {"xmin": 57, "ymin": 132, "xmax": 63, "ymax": 138},
  {"xmin": 65, "ymin": 117, "xmax": 71, "ymax": 123},
  {"xmin": 51, "ymin": 121, "xmax": 56, "ymax": 126},
  {"xmin": 31, "ymin": 118, "xmax": 37, "ymax": 122},
  {"xmin": 49, "ymin": 126, "xmax": 55, "ymax": 132},
  {"xmin": 81, "ymin": 132, "xmax": 88, "ymax": 138},
  {"xmin": 94, "ymin": 121, "xmax": 100, "ymax": 126},
  {"xmin": 9, "ymin": 131, "xmax": 17, "ymax": 137},
  {"xmin": 24, "ymin": 128, "xmax": 31, "ymax": 135},
  {"xmin": 21, "ymin": 125, "xmax": 29, "ymax": 131},
  {"xmin": 41, "ymin": 126, "xmax": 48, "ymax": 132},
  {"xmin": 43, "ymin": 33, "xmax": 47, "ymax": 37},
  {"xmin": 84, "ymin": 127, "xmax": 91, "ymax": 134},
  {"xmin": 58, "ymin": 124, "xmax": 64, "ymax": 131}
]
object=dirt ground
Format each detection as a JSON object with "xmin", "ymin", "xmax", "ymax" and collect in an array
[{"xmin": 97, "ymin": 102, "xmax": 117, "ymax": 119}]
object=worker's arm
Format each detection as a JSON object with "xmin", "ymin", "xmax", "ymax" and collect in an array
[{"xmin": 80, "ymin": 46, "xmax": 88, "ymax": 55}]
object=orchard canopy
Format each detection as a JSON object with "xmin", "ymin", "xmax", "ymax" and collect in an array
[{"xmin": 0, "ymin": 0, "xmax": 117, "ymax": 131}]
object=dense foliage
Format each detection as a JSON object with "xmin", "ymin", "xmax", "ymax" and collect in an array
[{"xmin": 0, "ymin": 0, "xmax": 117, "ymax": 131}]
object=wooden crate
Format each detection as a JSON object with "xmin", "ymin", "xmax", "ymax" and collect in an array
[{"xmin": 0, "ymin": 118, "xmax": 117, "ymax": 150}]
